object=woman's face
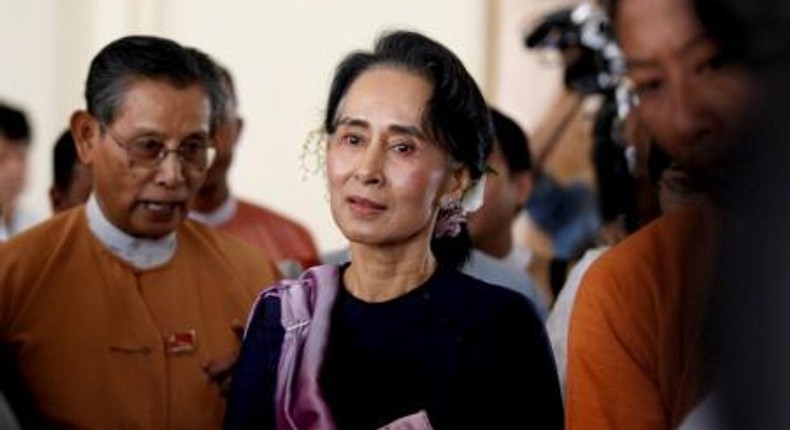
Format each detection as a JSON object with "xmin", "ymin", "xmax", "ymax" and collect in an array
[{"xmin": 326, "ymin": 66, "xmax": 465, "ymax": 248}]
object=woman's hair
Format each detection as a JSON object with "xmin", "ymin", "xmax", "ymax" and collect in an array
[{"xmin": 323, "ymin": 30, "xmax": 494, "ymax": 268}]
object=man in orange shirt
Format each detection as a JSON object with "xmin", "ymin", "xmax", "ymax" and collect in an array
[
  {"xmin": 564, "ymin": 0, "xmax": 757, "ymax": 428},
  {"xmin": 0, "ymin": 36, "xmax": 279, "ymax": 429},
  {"xmin": 189, "ymin": 62, "xmax": 319, "ymax": 276}
]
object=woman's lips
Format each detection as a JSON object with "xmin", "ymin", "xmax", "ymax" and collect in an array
[{"xmin": 347, "ymin": 196, "xmax": 387, "ymax": 216}]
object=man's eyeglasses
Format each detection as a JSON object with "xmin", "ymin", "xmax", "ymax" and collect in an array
[{"xmin": 101, "ymin": 126, "xmax": 216, "ymax": 173}]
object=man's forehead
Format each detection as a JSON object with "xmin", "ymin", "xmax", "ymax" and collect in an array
[
  {"xmin": 110, "ymin": 80, "xmax": 211, "ymax": 131},
  {"xmin": 118, "ymin": 79, "xmax": 208, "ymax": 104}
]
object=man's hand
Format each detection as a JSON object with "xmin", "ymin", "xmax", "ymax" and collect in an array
[{"xmin": 203, "ymin": 320, "xmax": 245, "ymax": 396}]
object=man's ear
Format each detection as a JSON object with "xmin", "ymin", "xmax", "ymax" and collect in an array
[
  {"xmin": 218, "ymin": 117, "xmax": 244, "ymax": 152},
  {"xmin": 70, "ymin": 110, "xmax": 99, "ymax": 165}
]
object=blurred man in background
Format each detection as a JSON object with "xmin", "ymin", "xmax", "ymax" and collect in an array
[
  {"xmin": 467, "ymin": 108, "xmax": 549, "ymax": 315},
  {"xmin": 0, "ymin": 102, "xmax": 40, "ymax": 240}
]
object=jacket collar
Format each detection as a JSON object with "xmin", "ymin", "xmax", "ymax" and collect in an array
[
  {"xmin": 188, "ymin": 195, "xmax": 237, "ymax": 227},
  {"xmin": 86, "ymin": 195, "xmax": 177, "ymax": 269}
]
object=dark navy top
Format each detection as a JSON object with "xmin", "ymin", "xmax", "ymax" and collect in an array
[{"xmin": 225, "ymin": 266, "xmax": 563, "ymax": 430}]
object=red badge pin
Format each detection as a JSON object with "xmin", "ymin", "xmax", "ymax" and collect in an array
[{"xmin": 165, "ymin": 330, "xmax": 197, "ymax": 355}]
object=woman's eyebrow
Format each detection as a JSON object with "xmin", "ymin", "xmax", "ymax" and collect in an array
[{"xmin": 388, "ymin": 124, "xmax": 426, "ymax": 139}]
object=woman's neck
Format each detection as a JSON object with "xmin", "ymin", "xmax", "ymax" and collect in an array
[{"xmin": 344, "ymin": 241, "xmax": 437, "ymax": 303}]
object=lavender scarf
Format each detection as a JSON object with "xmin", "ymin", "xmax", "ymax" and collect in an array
[{"xmin": 248, "ymin": 264, "xmax": 433, "ymax": 430}]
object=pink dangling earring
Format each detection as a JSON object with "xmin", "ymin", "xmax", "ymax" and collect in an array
[{"xmin": 434, "ymin": 198, "xmax": 467, "ymax": 238}]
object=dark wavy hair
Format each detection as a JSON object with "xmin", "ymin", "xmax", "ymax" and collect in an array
[{"xmin": 323, "ymin": 30, "xmax": 494, "ymax": 268}]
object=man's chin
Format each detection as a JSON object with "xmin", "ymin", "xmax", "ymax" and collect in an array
[{"xmin": 128, "ymin": 219, "xmax": 182, "ymax": 239}]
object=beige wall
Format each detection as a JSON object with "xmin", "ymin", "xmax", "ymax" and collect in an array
[{"xmin": 0, "ymin": 0, "xmax": 574, "ymax": 251}]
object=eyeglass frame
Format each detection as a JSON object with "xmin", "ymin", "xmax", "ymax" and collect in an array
[{"xmin": 99, "ymin": 124, "xmax": 217, "ymax": 173}]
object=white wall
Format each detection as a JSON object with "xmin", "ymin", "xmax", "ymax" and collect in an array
[
  {"xmin": 0, "ymin": 0, "xmax": 489, "ymax": 251},
  {"xmin": 0, "ymin": 1, "xmax": 59, "ymax": 223}
]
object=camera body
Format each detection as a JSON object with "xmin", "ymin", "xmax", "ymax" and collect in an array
[{"xmin": 525, "ymin": 3, "xmax": 623, "ymax": 95}]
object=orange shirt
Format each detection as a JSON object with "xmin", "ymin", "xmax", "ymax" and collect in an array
[
  {"xmin": 566, "ymin": 205, "xmax": 718, "ymax": 429},
  {"xmin": 0, "ymin": 207, "xmax": 279, "ymax": 429},
  {"xmin": 215, "ymin": 199, "xmax": 320, "ymax": 271}
]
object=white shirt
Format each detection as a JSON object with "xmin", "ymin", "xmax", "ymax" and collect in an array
[
  {"xmin": 546, "ymin": 246, "xmax": 607, "ymax": 398},
  {"xmin": 500, "ymin": 245, "xmax": 533, "ymax": 274},
  {"xmin": 188, "ymin": 195, "xmax": 237, "ymax": 227},
  {"xmin": 86, "ymin": 195, "xmax": 177, "ymax": 269}
]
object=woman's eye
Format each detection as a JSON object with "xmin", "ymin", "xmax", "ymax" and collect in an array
[{"xmin": 391, "ymin": 141, "xmax": 415, "ymax": 154}]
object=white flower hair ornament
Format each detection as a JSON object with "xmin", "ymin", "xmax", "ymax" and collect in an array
[{"xmin": 461, "ymin": 174, "xmax": 487, "ymax": 214}]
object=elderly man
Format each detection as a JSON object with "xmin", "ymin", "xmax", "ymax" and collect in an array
[{"xmin": 0, "ymin": 36, "xmax": 279, "ymax": 429}]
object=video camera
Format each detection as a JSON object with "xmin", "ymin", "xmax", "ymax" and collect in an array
[{"xmin": 525, "ymin": 3, "xmax": 624, "ymax": 95}]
